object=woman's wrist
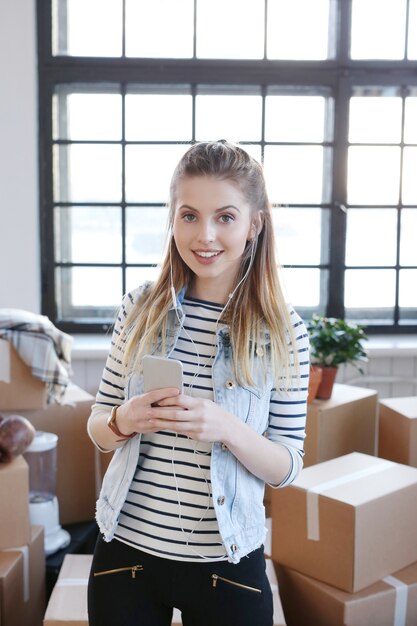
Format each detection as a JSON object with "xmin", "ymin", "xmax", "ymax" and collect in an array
[{"xmin": 106, "ymin": 405, "xmax": 135, "ymax": 441}]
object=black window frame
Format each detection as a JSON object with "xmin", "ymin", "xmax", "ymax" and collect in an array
[{"xmin": 37, "ymin": 0, "xmax": 417, "ymax": 334}]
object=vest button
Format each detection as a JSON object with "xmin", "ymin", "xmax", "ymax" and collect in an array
[
  {"xmin": 217, "ymin": 495, "xmax": 225, "ymax": 506},
  {"xmin": 221, "ymin": 443, "xmax": 228, "ymax": 451},
  {"xmin": 226, "ymin": 380, "xmax": 235, "ymax": 390},
  {"xmin": 231, "ymin": 544, "xmax": 238, "ymax": 553}
]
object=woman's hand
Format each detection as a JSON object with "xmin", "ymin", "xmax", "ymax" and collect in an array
[
  {"xmin": 140, "ymin": 392, "xmax": 294, "ymax": 486},
  {"xmin": 115, "ymin": 388, "xmax": 181, "ymax": 436},
  {"xmin": 148, "ymin": 394, "xmax": 236, "ymax": 443}
]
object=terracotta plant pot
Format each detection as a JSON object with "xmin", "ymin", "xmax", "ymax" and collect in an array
[
  {"xmin": 316, "ymin": 366, "xmax": 338, "ymax": 400},
  {"xmin": 307, "ymin": 366, "xmax": 323, "ymax": 404}
]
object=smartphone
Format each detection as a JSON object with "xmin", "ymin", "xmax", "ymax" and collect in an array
[{"xmin": 142, "ymin": 355, "xmax": 183, "ymax": 393}]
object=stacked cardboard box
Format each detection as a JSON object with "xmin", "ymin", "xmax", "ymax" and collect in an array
[
  {"xmin": 0, "ymin": 518, "xmax": 45, "ymax": 626},
  {"xmin": 43, "ymin": 554, "xmax": 287, "ymax": 625},
  {"xmin": 0, "ymin": 457, "xmax": 45, "ymax": 626},
  {"xmin": 1, "ymin": 336, "xmax": 106, "ymax": 525},
  {"xmin": 378, "ymin": 396, "xmax": 417, "ymax": 467},
  {"xmin": 276, "ymin": 561, "xmax": 417, "ymax": 626},
  {"xmin": 5, "ymin": 384, "xmax": 102, "ymax": 525},
  {"xmin": 0, "ymin": 339, "xmax": 48, "ymax": 410},
  {"xmin": 0, "ymin": 550, "xmax": 25, "ymax": 626},
  {"xmin": 271, "ymin": 452, "xmax": 417, "ymax": 624},
  {"xmin": 303, "ymin": 384, "xmax": 378, "ymax": 467},
  {"xmin": 264, "ymin": 384, "xmax": 378, "ymax": 513},
  {"xmin": 0, "ymin": 456, "xmax": 31, "ymax": 549}
]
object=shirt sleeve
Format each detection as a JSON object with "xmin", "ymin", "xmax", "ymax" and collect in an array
[
  {"xmin": 266, "ymin": 308, "xmax": 310, "ymax": 488},
  {"xmin": 87, "ymin": 289, "xmax": 140, "ymax": 450}
]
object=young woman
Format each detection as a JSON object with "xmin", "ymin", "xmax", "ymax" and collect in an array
[{"xmin": 87, "ymin": 140, "xmax": 309, "ymax": 626}]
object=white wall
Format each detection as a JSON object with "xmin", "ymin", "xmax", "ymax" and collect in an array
[{"xmin": 0, "ymin": 0, "xmax": 40, "ymax": 312}]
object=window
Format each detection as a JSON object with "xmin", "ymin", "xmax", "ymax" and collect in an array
[{"xmin": 38, "ymin": 0, "xmax": 417, "ymax": 333}]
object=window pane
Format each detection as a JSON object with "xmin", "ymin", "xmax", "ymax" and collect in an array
[
  {"xmin": 402, "ymin": 148, "xmax": 417, "ymax": 204},
  {"xmin": 347, "ymin": 147, "xmax": 400, "ymax": 205},
  {"xmin": 53, "ymin": 0, "xmax": 123, "ymax": 57},
  {"xmin": 404, "ymin": 96, "xmax": 417, "ymax": 142},
  {"xmin": 267, "ymin": 0, "xmax": 331, "ymax": 60},
  {"xmin": 265, "ymin": 95, "xmax": 327, "ymax": 143},
  {"xmin": 195, "ymin": 94, "xmax": 262, "ymax": 141},
  {"xmin": 408, "ymin": 0, "xmax": 417, "ymax": 59},
  {"xmin": 53, "ymin": 145, "xmax": 122, "ymax": 203},
  {"xmin": 346, "ymin": 209, "xmax": 397, "ymax": 266},
  {"xmin": 196, "ymin": 0, "xmax": 264, "ymax": 59},
  {"xmin": 400, "ymin": 209, "xmax": 417, "ymax": 265},
  {"xmin": 348, "ymin": 96, "xmax": 402, "ymax": 144},
  {"xmin": 345, "ymin": 269, "xmax": 396, "ymax": 309},
  {"xmin": 56, "ymin": 267, "xmax": 122, "ymax": 319},
  {"xmin": 273, "ymin": 208, "xmax": 324, "ymax": 265},
  {"xmin": 350, "ymin": 0, "xmax": 407, "ymax": 60},
  {"xmin": 126, "ymin": 266, "xmax": 161, "ymax": 293},
  {"xmin": 125, "ymin": 144, "xmax": 188, "ymax": 203},
  {"xmin": 126, "ymin": 207, "xmax": 169, "ymax": 263},
  {"xmin": 264, "ymin": 145, "xmax": 325, "ymax": 204},
  {"xmin": 55, "ymin": 207, "xmax": 122, "ymax": 263},
  {"xmin": 399, "ymin": 269, "xmax": 417, "ymax": 307},
  {"xmin": 125, "ymin": 93, "xmax": 192, "ymax": 141},
  {"xmin": 281, "ymin": 268, "xmax": 323, "ymax": 308},
  {"xmin": 53, "ymin": 92, "xmax": 122, "ymax": 141},
  {"xmin": 126, "ymin": 0, "xmax": 194, "ymax": 58}
]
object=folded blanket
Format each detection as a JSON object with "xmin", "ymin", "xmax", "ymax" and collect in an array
[{"xmin": 0, "ymin": 309, "xmax": 73, "ymax": 404}]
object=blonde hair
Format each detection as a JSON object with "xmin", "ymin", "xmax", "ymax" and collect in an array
[{"xmin": 119, "ymin": 140, "xmax": 298, "ymax": 389}]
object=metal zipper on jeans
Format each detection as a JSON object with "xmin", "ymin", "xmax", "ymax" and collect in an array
[
  {"xmin": 211, "ymin": 574, "xmax": 262, "ymax": 594},
  {"xmin": 94, "ymin": 565, "xmax": 144, "ymax": 579}
]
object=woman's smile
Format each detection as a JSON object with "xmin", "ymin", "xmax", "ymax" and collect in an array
[{"xmin": 192, "ymin": 249, "xmax": 224, "ymax": 264}]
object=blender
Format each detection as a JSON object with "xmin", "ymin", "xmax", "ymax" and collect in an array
[{"xmin": 23, "ymin": 431, "xmax": 71, "ymax": 555}]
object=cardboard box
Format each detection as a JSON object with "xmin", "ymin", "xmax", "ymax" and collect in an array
[
  {"xmin": 0, "ymin": 550, "xmax": 25, "ymax": 626},
  {"xmin": 43, "ymin": 554, "xmax": 91, "ymax": 626},
  {"xmin": 271, "ymin": 452, "xmax": 417, "ymax": 592},
  {"xmin": 0, "ymin": 339, "xmax": 48, "ymax": 411},
  {"xmin": 379, "ymin": 396, "xmax": 417, "ymax": 467},
  {"xmin": 26, "ymin": 525, "xmax": 46, "ymax": 626},
  {"xmin": 3, "ymin": 525, "xmax": 45, "ymax": 626},
  {"xmin": 0, "ymin": 455, "xmax": 30, "ymax": 549},
  {"xmin": 304, "ymin": 384, "xmax": 378, "ymax": 467},
  {"xmin": 14, "ymin": 385, "xmax": 96, "ymax": 525},
  {"xmin": 276, "ymin": 561, "xmax": 417, "ymax": 626},
  {"xmin": 45, "ymin": 554, "xmax": 286, "ymax": 626}
]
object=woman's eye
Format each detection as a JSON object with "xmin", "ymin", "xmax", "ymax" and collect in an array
[
  {"xmin": 183, "ymin": 213, "xmax": 196, "ymax": 222},
  {"xmin": 219, "ymin": 214, "xmax": 234, "ymax": 224}
]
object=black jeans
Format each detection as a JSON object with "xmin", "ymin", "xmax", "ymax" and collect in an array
[{"xmin": 88, "ymin": 535, "xmax": 273, "ymax": 626}]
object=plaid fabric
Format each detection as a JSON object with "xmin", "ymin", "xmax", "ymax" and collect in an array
[{"xmin": 0, "ymin": 309, "xmax": 73, "ymax": 404}]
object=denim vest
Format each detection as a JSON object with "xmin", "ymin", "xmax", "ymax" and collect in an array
[{"xmin": 95, "ymin": 290, "xmax": 276, "ymax": 564}]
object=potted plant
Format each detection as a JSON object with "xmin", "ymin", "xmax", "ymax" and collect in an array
[{"xmin": 307, "ymin": 315, "xmax": 368, "ymax": 400}]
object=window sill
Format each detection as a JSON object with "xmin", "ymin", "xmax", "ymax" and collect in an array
[{"xmin": 70, "ymin": 333, "xmax": 417, "ymax": 361}]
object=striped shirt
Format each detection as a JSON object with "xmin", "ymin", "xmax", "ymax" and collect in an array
[
  {"xmin": 115, "ymin": 297, "xmax": 227, "ymax": 561},
  {"xmin": 91, "ymin": 290, "xmax": 309, "ymax": 561}
]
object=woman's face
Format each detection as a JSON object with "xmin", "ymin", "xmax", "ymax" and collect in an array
[{"xmin": 172, "ymin": 175, "xmax": 254, "ymax": 302}]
